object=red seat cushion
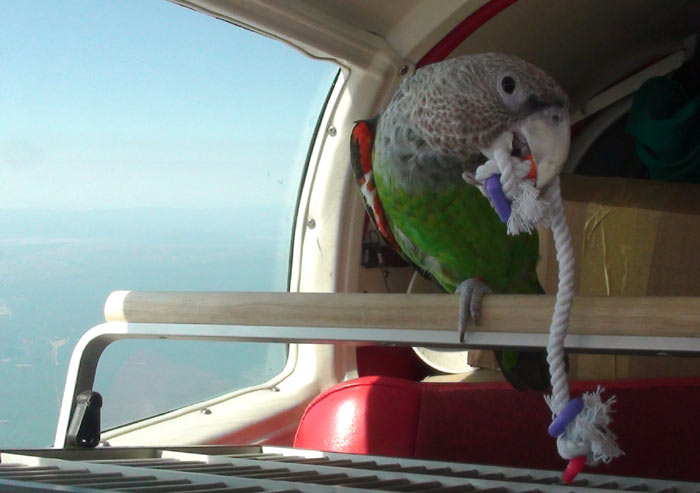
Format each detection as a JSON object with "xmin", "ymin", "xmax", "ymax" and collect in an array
[
  {"xmin": 294, "ymin": 376, "xmax": 422, "ymax": 456},
  {"xmin": 294, "ymin": 375, "xmax": 700, "ymax": 481}
]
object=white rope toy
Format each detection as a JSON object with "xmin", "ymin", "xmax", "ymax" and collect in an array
[{"xmin": 464, "ymin": 139, "xmax": 623, "ymax": 482}]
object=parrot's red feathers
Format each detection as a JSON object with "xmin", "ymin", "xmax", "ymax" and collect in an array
[
  {"xmin": 352, "ymin": 121, "xmax": 373, "ymax": 175},
  {"xmin": 350, "ymin": 120, "xmax": 400, "ymax": 250}
]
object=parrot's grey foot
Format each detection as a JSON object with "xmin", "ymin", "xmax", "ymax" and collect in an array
[{"xmin": 456, "ymin": 278, "xmax": 492, "ymax": 343}]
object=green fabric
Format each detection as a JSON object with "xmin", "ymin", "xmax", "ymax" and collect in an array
[{"xmin": 626, "ymin": 76, "xmax": 700, "ymax": 182}]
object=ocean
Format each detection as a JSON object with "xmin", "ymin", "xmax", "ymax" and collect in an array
[{"xmin": 0, "ymin": 208, "xmax": 290, "ymax": 447}]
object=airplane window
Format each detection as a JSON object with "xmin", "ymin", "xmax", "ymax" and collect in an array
[
  {"xmin": 0, "ymin": 1, "xmax": 338, "ymax": 445},
  {"xmin": 95, "ymin": 340, "xmax": 290, "ymax": 431}
]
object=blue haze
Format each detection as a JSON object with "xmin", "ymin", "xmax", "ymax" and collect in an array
[{"xmin": 0, "ymin": 0, "xmax": 337, "ymax": 446}]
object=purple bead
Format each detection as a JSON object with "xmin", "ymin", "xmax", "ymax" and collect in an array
[
  {"xmin": 548, "ymin": 397, "xmax": 584, "ymax": 437},
  {"xmin": 485, "ymin": 175, "xmax": 511, "ymax": 223}
]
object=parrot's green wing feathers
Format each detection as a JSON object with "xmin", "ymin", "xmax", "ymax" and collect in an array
[
  {"xmin": 373, "ymin": 176, "xmax": 540, "ymax": 294},
  {"xmin": 373, "ymin": 145, "xmax": 548, "ymax": 392}
]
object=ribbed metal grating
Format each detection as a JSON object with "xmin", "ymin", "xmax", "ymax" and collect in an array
[{"xmin": 1, "ymin": 445, "xmax": 698, "ymax": 492}]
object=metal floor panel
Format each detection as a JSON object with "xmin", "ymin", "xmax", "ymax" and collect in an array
[{"xmin": 1, "ymin": 446, "xmax": 698, "ymax": 492}]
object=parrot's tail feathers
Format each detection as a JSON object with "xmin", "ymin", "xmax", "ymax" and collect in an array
[{"xmin": 495, "ymin": 350, "xmax": 552, "ymax": 391}]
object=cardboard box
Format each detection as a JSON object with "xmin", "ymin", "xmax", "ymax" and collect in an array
[{"xmin": 538, "ymin": 175, "xmax": 700, "ymax": 379}]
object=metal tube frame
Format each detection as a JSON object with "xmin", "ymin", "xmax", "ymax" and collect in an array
[{"xmin": 54, "ymin": 319, "xmax": 700, "ymax": 447}]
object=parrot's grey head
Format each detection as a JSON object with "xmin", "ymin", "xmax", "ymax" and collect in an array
[{"xmin": 398, "ymin": 53, "xmax": 571, "ymax": 188}]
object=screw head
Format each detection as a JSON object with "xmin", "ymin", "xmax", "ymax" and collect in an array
[
  {"xmin": 327, "ymin": 125, "xmax": 337, "ymax": 137},
  {"xmin": 200, "ymin": 408, "xmax": 212, "ymax": 415},
  {"xmin": 398, "ymin": 65, "xmax": 409, "ymax": 76},
  {"xmin": 307, "ymin": 218, "xmax": 316, "ymax": 229}
]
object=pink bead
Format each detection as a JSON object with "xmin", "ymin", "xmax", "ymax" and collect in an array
[{"xmin": 563, "ymin": 455, "xmax": 587, "ymax": 483}]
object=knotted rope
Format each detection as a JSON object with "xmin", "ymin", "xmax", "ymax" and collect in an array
[{"xmin": 465, "ymin": 145, "xmax": 623, "ymax": 482}]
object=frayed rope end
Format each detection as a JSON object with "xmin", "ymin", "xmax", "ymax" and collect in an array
[
  {"xmin": 506, "ymin": 180, "xmax": 550, "ymax": 235},
  {"xmin": 547, "ymin": 387, "xmax": 624, "ymax": 466}
]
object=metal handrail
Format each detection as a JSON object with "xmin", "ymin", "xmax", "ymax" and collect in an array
[{"xmin": 54, "ymin": 290, "xmax": 700, "ymax": 447}]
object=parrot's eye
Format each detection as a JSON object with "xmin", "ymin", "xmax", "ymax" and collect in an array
[
  {"xmin": 496, "ymin": 72, "xmax": 526, "ymax": 109},
  {"xmin": 501, "ymin": 76, "xmax": 516, "ymax": 94}
]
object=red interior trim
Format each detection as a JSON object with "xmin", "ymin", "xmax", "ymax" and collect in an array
[{"xmin": 417, "ymin": 0, "xmax": 519, "ymax": 68}]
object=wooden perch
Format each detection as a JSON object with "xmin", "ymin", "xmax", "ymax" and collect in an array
[{"xmin": 105, "ymin": 291, "xmax": 700, "ymax": 339}]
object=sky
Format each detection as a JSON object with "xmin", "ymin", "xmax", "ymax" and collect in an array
[
  {"xmin": 0, "ymin": 0, "xmax": 338, "ymax": 210},
  {"xmin": 0, "ymin": 0, "xmax": 339, "ymax": 447}
]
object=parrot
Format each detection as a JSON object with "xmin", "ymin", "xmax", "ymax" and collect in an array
[{"xmin": 350, "ymin": 53, "xmax": 571, "ymax": 390}]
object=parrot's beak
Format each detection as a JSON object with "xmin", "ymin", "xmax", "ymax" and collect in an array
[{"xmin": 518, "ymin": 107, "xmax": 570, "ymax": 188}]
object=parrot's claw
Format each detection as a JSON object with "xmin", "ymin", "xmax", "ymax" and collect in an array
[
  {"xmin": 462, "ymin": 172, "xmax": 489, "ymax": 199},
  {"xmin": 456, "ymin": 278, "xmax": 492, "ymax": 342},
  {"xmin": 461, "ymin": 171, "xmax": 479, "ymax": 187}
]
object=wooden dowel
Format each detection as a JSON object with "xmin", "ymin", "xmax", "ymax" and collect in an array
[{"xmin": 104, "ymin": 291, "xmax": 700, "ymax": 338}]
